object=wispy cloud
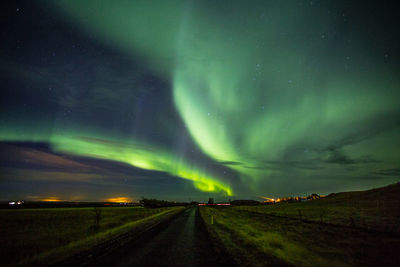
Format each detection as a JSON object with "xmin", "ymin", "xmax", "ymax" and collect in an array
[{"xmin": 372, "ymin": 168, "xmax": 400, "ymax": 177}]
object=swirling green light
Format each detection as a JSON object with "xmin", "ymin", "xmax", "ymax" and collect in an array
[
  {"xmin": 53, "ymin": 135, "xmax": 232, "ymax": 195},
  {"xmin": 31, "ymin": 1, "xmax": 400, "ymax": 193},
  {"xmin": 0, "ymin": 129, "xmax": 232, "ymax": 196}
]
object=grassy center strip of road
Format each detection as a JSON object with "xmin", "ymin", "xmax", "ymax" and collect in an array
[{"xmin": 11, "ymin": 206, "xmax": 185, "ymax": 266}]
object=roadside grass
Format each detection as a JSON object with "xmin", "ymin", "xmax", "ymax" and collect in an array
[
  {"xmin": 201, "ymin": 206, "xmax": 400, "ymax": 266},
  {"xmin": 200, "ymin": 207, "xmax": 325, "ymax": 266},
  {"xmin": 199, "ymin": 183, "xmax": 400, "ymax": 266},
  {"xmin": 0, "ymin": 206, "xmax": 183, "ymax": 266},
  {"xmin": 235, "ymin": 182, "xmax": 400, "ymax": 233}
]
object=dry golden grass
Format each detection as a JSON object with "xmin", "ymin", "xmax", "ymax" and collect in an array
[
  {"xmin": 0, "ymin": 206, "xmax": 183, "ymax": 266},
  {"xmin": 200, "ymin": 183, "xmax": 400, "ymax": 266}
]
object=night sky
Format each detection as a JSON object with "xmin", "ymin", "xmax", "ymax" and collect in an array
[{"xmin": 1, "ymin": 0, "xmax": 399, "ymax": 202}]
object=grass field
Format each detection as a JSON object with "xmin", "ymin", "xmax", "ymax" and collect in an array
[
  {"xmin": 200, "ymin": 183, "xmax": 400, "ymax": 266},
  {"xmin": 234, "ymin": 182, "xmax": 400, "ymax": 233},
  {"xmin": 0, "ymin": 206, "xmax": 184, "ymax": 266}
]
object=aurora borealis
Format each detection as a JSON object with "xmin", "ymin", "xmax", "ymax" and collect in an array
[{"xmin": 0, "ymin": 0, "xmax": 399, "ymax": 201}]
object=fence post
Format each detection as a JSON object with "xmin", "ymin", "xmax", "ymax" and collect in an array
[{"xmin": 349, "ymin": 216, "xmax": 355, "ymax": 227}]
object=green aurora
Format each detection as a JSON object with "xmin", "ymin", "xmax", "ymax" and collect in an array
[
  {"xmin": 0, "ymin": 127, "xmax": 232, "ymax": 195},
  {"xmin": 1, "ymin": 0, "xmax": 399, "ymax": 200}
]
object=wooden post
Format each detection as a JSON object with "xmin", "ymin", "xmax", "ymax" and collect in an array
[{"xmin": 349, "ymin": 216, "xmax": 355, "ymax": 227}]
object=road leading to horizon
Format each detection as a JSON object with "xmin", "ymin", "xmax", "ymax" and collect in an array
[{"xmin": 92, "ymin": 207, "xmax": 235, "ymax": 267}]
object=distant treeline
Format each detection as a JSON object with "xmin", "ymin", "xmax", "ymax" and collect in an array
[
  {"xmin": 0, "ymin": 201, "xmax": 116, "ymax": 209},
  {"xmin": 140, "ymin": 198, "xmax": 190, "ymax": 208},
  {"xmin": 1, "ymin": 199, "xmax": 196, "ymax": 209}
]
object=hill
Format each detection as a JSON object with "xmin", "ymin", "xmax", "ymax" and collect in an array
[{"xmin": 199, "ymin": 182, "xmax": 400, "ymax": 266}]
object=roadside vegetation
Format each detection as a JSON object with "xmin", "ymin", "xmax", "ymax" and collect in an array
[
  {"xmin": 200, "ymin": 182, "xmax": 400, "ymax": 266},
  {"xmin": 0, "ymin": 206, "xmax": 184, "ymax": 266},
  {"xmin": 239, "ymin": 182, "xmax": 400, "ymax": 233}
]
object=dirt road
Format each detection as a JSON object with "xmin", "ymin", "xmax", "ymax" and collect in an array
[{"xmin": 90, "ymin": 207, "xmax": 235, "ymax": 267}]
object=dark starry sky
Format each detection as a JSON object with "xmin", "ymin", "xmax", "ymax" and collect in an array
[{"xmin": 0, "ymin": 0, "xmax": 399, "ymax": 202}]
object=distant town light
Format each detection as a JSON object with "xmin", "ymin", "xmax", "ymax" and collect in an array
[
  {"xmin": 197, "ymin": 203, "xmax": 231, "ymax": 206},
  {"xmin": 105, "ymin": 197, "xmax": 132, "ymax": 203},
  {"xmin": 8, "ymin": 200, "xmax": 24, "ymax": 206}
]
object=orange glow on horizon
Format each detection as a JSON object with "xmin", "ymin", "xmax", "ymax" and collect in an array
[
  {"xmin": 105, "ymin": 197, "xmax": 132, "ymax": 203},
  {"xmin": 41, "ymin": 197, "xmax": 61, "ymax": 202}
]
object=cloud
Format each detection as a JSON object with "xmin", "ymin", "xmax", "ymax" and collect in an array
[
  {"xmin": 77, "ymin": 136, "xmax": 156, "ymax": 151},
  {"xmin": 217, "ymin": 161, "xmax": 243, "ymax": 166},
  {"xmin": 256, "ymin": 160, "xmax": 324, "ymax": 171},
  {"xmin": 0, "ymin": 142, "xmax": 186, "ymax": 183},
  {"xmin": 319, "ymin": 146, "xmax": 380, "ymax": 165},
  {"xmin": 319, "ymin": 113, "xmax": 400, "ymax": 152},
  {"xmin": 322, "ymin": 149, "xmax": 354, "ymax": 164},
  {"xmin": 243, "ymin": 165, "xmax": 269, "ymax": 170},
  {"xmin": 372, "ymin": 168, "xmax": 400, "ymax": 177},
  {"xmin": 0, "ymin": 142, "xmax": 96, "ymax": 172}
]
